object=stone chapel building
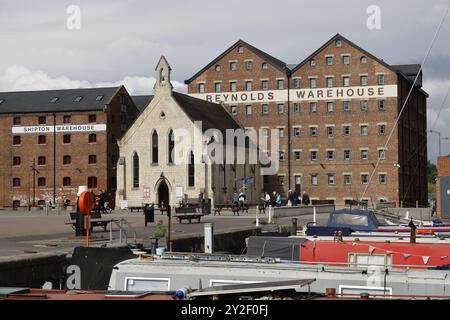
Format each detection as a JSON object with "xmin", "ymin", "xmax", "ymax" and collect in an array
[{"xmin": 116, "ymin": 56, "xmax": 263, "ymax": 208}]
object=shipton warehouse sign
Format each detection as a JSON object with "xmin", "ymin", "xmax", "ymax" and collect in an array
[
  {"xmin": 11, "ymin": 124, "xmax": 107, "ymax": 134},
  {"xmin": 189, "ymin": 85, "xmax": 397, "ymax": 104}
]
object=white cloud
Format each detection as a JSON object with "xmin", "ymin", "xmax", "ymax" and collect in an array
[{"xmin": 0, "ymin": 65, "xmax": 187, "ymax": 95}]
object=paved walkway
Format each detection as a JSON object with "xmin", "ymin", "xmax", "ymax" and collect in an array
[{"xmin": 0, "ymin": 208, "xmax": 329, "ymax": 259}]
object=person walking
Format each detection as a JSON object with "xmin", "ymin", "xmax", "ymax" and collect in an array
[
  {"xmin": 99, "ymin": 190, "xmax": 108, "ymax": 214},
  {"xmin": 264, "ymin": 192, "xmax": 271, "ymax": 209},
  {"xmin": 273, "ymin": 191, "xmax": 282, "ymax": 207},
  {"xmin": 302, "ymin": 191, "xmax": 310, "ymax": 206}
]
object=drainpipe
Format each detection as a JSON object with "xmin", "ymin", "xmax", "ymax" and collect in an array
[{"xmin": 286, "ymin": 68, "xmax": 292, "ymax": 191}]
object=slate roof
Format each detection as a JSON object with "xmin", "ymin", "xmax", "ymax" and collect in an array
[
  {"xmin": 131, "ymin": 95, "xmax": 154, "ymax": 112},
  {"xmin": 392, "ymin": 64, "xmax": 422, "ymax": 77},
  {"xmin": 172, "ymin": 91, "xmax": 241, "ymax": 133},
  {"xmin": 0, "ymin": 87, "xmax": 122, "ymax": 114},
  {"xmin": 184, "ymin": 39, "xmax": 289, "ymax": 84}
]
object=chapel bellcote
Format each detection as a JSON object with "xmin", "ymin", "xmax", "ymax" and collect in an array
[{"xmin": 154, "ymin": 55, "xmax": 173, "ymax": 94}]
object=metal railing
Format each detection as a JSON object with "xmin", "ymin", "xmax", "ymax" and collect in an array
[{"xmin": 109, "ymin": 218, "xmax": 137, "ymax": 246}]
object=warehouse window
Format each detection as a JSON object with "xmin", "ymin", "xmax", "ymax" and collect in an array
[
  {"xmin": 230, "ymin": 62, "xmax": 237, "ymax": 71},
  {"xmin": 378, "ymin": 100, "xmax": 385, "ymax": 111},
  {"xmin": 214, "ymin": 82, "xmax": 221, "ymax": 92},
  {"xmin": 328, "ymin": 174, "xmax": 335, "ymax": 185},
  {"xmin": 245, "ymin": 61, "xmax": 253, "ymax": 70},
  {"xmin": 88, "ymin": 155, "xmax": 97, "ymax": 164},
  {"xmin": 311, "ymin": 174, "xmax": 318, "ymax": 185},
  {"xmin": 310, "ymin": 151, "xmax": 318, "ymax": 161},
  {"xmin": 343, "ymin": 55, "xmax": 350, "ymax": 65},
  {"xmin": 343, "ymin": 126, "xmax": 351, "ymax": 136},
  {"xmin": 198, "ymin": 83, "xmax": 205, "ymax": 93},
  {"xmin": 63, "ymin": 155, "xmax": 71, "ymax": 165},
  {"xmin": 378, "ymin": 149, "xmax": 386, "ymax": 159},
  {"xmin": 360, "ymin": 125, "xmax": 368, "ymax": 136},
  {"xmin": 133, "ymin": 152, "xmax": 139, "ymax": 188},
  {"xmin": 293, "ymin": 127, "xmax": 301, "ymax": 137},
  {"xmin": 277, "ymin": 104, "xmax": 284, "ymax": 114},
  {"xmin": 326, "ymin": 77, "xmax": 333, "ymax": 88},
  {"xmin": 378, "ymin": 124, "xmax": 386, "ymax": 135},
  {"xmin": 63, "ymin": 134, "xmax": 71, "ymax": 144},
  {"xmin": 63, "ymin": 177, "xmax": 71, "ymax": 187},
  {"xmin": 344, "ymin": 149, "xmax": 351, "ymax": 160},
  {"xmin": 344, "ymin": 175, "xmax": 352, "ymax": 185},
  {"xmin": 326, "ymin": 56, "xmax": 333, "ymax": 65},
  {"xmin": 38, "ymin": 135, "xmax": 46, "ymax": 145},
  {"xmin": 245, "ymin": 81, "xmax": 252, "ymax": 91},
  {"xmin": 88, "ymin": 176, "xmax": 97, "ymax": 188},
  {"xmin": 13, "ymin": 178, "xmax": 21, "ymax": 187},
  {"xmin": 38, "ymin": 177, "xmax": 46, "ymax": 187},
  {"xmin": 310, "ymin": 127, "xmax": 318, "ymax": 136},
  {"xmin": 188, "ymin": 151, "xmax": 195, "ymax": 187},
  {"xmin": 237, "ymin": 46, "xmax": 244, "ymax": 53},
  {"xmin": 360, "ymin": 76, "xmax": 368, "ymax": 86},
  {"xmin": 361, "ymin": 150, "xmax": 369, "ymax": 160},
  {"xmin": 327, "ymin": 102, "xmax": 334, "ymax": 113},
  {"xmin": 361, "ymin": 174, "xmax": 369, "ymax": 184},
  {"xmin": 13, "ymin": 136, "xmax": 21, "ymax": 145},
  {"xmin": 293, "ymin": 79, "xmax": 301, "ymax": 88},
  {"xmin": 262, "ymin": 62, "xmax": 268, "ymax": 70},
  {"xmin": 277, "ymin": 80, "xmax": 284, "ymax": 90},
  {"xmin": 343, "ymin": 76, "xmax": 350, "ymax": 87},
  {"xmin": 343, "ymin": 101, "xmax": 350, "ymax": 112},
  {"xmin": 230, "ymin": 81, "xmax": 237, "ymax": 92},
  {"xmin": 278, "ymin": 175, "xmax": 285, "ymax": 186},
  {"xmin": 310, "ymin": 78, "xmax": 317, "ymax": 89},
  {"xmin": 327, "ymin": 126, "xmax": 334, "ymax": 137},
  {"xmin": 245, "ymin": 105, "xmax": 252, "ymax": 115},
  {"xmin": 261, "ymin": 80, "xmax": 269, "ymax": 90},
  {"xmin": 360, "ymin": 56, "xmax": 367, "ymax": 64},
  {"xmin": 38, "ymin": 156, "xmax": 46, "ymax": 166},
  {"xmin": 261, "ymin": 104, "xmax": 269, "ymax": 114},
  {"xmin": 327, "ymin": 151, "xmax": 335, "ymax": 160},
  {"xmin": 88, "ymin": 114, "xmax": 96, "ymax": 123},
  {"xmin": 13, "ymin": 117, "xmax": 21, "ymax": 125},
  {"xmin": 89, "ymin": 134, "xmax": 97, "ymax": 143},
  {"xmin": 95, "ymin": 95, "xmax": 104, "ymax": 101},
  {"xmin": 230, "ymin": 105, "xmax": 237, "ymax": 115},
  {"xmin": 152, "ymin": 130, "xmax": 158, "ymax": 164},
  {"xmin": 38, "ymin": 116, "xmax": 46, "ymax": 124},
  {"xmin": 63, "ymin": 115, "xmax": 71, "ymax": 123},
  {"xmin": 13, "ymin": 156, "xmax": 21, "ymax": 166},
  {"xmin": 294, "ymin": 151, "xmax": 301, "ymax": 161},
  {"xmin": 377, "ymin": 74, "xmax": 385, "ymax": 85},
  {"xmin": 50, "ymin": 97, "xmax": 59, "ymax": 103},
  {"xmin": 215, "ymin": 64, "xmax": 221, "ymax": 72},
  {"xmin": 379, "ymin": 174, "xmax": 387, "ymax": 184},
  {"xmin": 310, "ymin": 102, "xmax": 317, "ymax": 113},
  {"xmin": 294, "ymin": 103, "xmax": 300, "ymax": 113},
  {"xmin": 360, "ymin": 100, "xmax": 368, "ymax": 111},
  {"xmin": 310, "ymin": 59, "xmax": 316, "ymax": 67},
  {"xmin": 74, "ymin": 96, "xmax": 83, "ymax": 102},
  {"xmin": 335, "ymin": 39, "xmax": 342, "ymax": 47}
]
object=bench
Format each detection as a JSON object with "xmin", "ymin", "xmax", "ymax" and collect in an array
[
  {"xmin": 174, "ymin": 207, "xmax": 204, "ymax": 224},
  {"xmin": 66, "ymin": 211, "xmax": 113, "ymax": 232},
  {"xmin": 128, "ymin": 206, "xmax": 146, "ymax": 212}
]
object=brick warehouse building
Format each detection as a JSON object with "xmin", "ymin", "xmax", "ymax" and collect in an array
[
  {"xmin": 186, "ymin": 34, "xmax": 428, "ymax": 206},
  {"xmin": 0, "ymin": 86, "xmax": 138, "ymax": 208}
]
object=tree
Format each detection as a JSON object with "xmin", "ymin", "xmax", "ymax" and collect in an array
[{"xmin": 427, "ymin": 160, "xmax": 437, "ymax": 184}]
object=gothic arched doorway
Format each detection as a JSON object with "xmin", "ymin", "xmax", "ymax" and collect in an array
[{"xmin": 157, "ymin": 180, "xmax": 169, "ymax": 207}]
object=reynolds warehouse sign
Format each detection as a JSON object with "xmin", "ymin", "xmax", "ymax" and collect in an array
[{"xmin": 189, "ymin": 85, "xmax": 398, "ymax": 104}]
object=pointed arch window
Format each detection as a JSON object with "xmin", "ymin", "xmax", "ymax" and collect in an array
[
  {"xmin": 168, "ymin": 130, "xmax": 175, "ymax": 164},
  {"xmin": 152, "ymin": 131, "xmax": 158, "ymax": 164},
  {"xmin": 188, "ymin": 151, "xmax": 195, "ymax": 187},
  {"xmin": 133, "ymin": 152, "xmax": 139, "ymax": 188}
]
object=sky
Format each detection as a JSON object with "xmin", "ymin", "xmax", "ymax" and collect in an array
[{"xmin": 0, "ymin": 0, "xmax": 449, "ymax": 163}]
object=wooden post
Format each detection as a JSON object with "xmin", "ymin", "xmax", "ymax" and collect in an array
[{"xmin": 167, "ymin": 206, "xmax": 172, "ymax": 251}]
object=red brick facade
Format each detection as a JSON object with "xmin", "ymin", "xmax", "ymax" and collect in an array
[
  {"xmin": 0, "ymin": 86, "xmax": 138, "ymax": 208},
  {"xmin": 185, "ymin": 35, "xmax": 428, "ymax": 206}
]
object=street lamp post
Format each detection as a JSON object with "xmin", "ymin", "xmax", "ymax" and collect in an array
[{"xmin": 429, "ymin": 130, "xmax": 441, "ymax": 157}]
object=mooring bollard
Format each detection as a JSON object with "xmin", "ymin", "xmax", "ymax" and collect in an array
[
  {"xmin": 313, "ymin": 206, "xmax": 317, "ymax": 225},
  {"xmin": 268, "ymin": 205, "xmax": 273, "ymax": 224},
  {"xmin": 291, "ymin": 218, "xmax": 298, "ymax": 236},
  {"xmin": 204, "ymin": 223, "xmax": 213, "ymax": 254},
  {"xmin": 45, "ymin": 204, "xmax": 49, "ymax": 216},
  {"xmin": 256, "ymin": 205, "xmax": 260, "ymax": 227}
]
